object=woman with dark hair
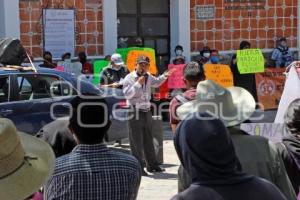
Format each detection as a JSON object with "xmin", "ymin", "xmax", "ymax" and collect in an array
[
  {"xmin": 195, "ymin": 46, "xmax": 211, "ymax": 65},
  {"xmin": 171, "ymin": 112, "xmax": 287, "ymax": 200},
  {"xmin": 277, "ymin": 98, "xmax": 300, "ymax": 195},
  {"xmin": 39, "ymin": 51, "xmax": 56, "ymax": 69},
  {"xmin": 78, "ymin": 52, "xmax": 93, "ymax": 74}
]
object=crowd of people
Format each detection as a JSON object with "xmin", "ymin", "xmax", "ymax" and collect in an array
[{"xmin": 0, "ymin": 37, "xmax": 300, "ymax": 200}]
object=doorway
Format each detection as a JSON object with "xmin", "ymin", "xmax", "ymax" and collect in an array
[{"xmin": 117, "ymin": 0, "xmax": 170, "ymax": 73}]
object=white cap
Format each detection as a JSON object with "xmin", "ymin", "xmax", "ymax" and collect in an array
[{"xmin": 111, "ymin": 53, "xmax": 124, "ymax": 66}]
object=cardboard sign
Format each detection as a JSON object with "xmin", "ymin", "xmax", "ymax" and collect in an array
[
  {"xmin": 116, "ymin": 47, "xmax": 156, "ymax": 65},
  {"xmin": 240, "ymin": 123, "xmax": 290, "ymax": 143},
  {"xmin": 275, "ymin": 66, "xmax": 300, "ymax": 123},
  {"xmin": 168, "ymin": 64, "xmax": 185, "ymax": 89},
  {"xmin": 204, "ymin": 64, "xmax": 233, "ymax": 88},
  {"xmin": 92, "ymin": 60, "xmax": 109, "ymax": 85},
  {"xmin": 255, "ymin": 68, "xmax": 286, "ymax": 110},
  {"xmin": 126, "ymin": 50, "xmax": 157, "ymax": 75},
  {"xmin": 237, "ymin": 49, "xmax": 265, "ymax": 74}
]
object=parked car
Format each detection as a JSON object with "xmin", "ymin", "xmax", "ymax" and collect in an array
[{"xmin": 0, "ymin": 67, "xmax": 129, "ymax": 142}]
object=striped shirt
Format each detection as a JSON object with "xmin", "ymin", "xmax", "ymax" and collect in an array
[{"xmin": 44, "ymin": 144, "xmax": 141, "ymax": 200}]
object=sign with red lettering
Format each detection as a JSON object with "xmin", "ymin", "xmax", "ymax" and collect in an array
[{"xmin": 168, "ymin": 64, "xmax": 185, "ymax": 89}]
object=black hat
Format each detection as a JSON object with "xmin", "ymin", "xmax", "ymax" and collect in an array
[
  {"xmin": 0, "ymin": 38, "xmax": 27, "ymax": 66},
  {"xmin": 137, "ymin": 55, "xmax": 150, "ymax": 64}
]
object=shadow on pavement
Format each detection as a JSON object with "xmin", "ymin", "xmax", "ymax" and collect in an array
[{"xmin": 147, "ymin": 172, "xmax": 178, "ymax": 180}]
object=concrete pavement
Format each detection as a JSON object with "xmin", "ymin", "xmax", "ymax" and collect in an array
[{"xmin": 137, "ymin": 123, "xmax": 180, "ymax": 200}]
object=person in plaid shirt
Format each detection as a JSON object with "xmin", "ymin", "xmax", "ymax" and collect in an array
[{"xmin": 44, "ymin": 96, "xmax": 141, "ymax": 200}]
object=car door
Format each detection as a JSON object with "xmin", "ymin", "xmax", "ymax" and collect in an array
[
  {"xmin": 5, "ymin": 73, "xmax": 75, "ymax": 135},
  {"xmin": 0, "ymin": 74, "xmax": 17, "ymax": 119}
]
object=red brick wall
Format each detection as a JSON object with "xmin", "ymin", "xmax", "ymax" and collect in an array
[
  {"xmin": 190, "ymin": 0, "xmax": 298, "ymax": 52},
  {"xmin": 19, "ymin": 0, "xmax": 103, "ymax": 58}
]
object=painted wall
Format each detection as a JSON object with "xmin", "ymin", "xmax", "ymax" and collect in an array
[
  {"xmin": 19, "ymin": 0, "xmax": 103, "ymax": 58},
  {"xmin": 190, "ymin": 0, "xmax": 298, "ymax": 52}
]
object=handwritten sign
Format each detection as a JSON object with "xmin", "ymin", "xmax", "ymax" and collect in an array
[
  {"xmin": 204, "ymin": 64, "xmax": 233, "ymax": 88},
  {"xmin": 255, "ymin": 68, "xmax": 285, "ymax": 110},
  {"xmin": 126, "ymin": 50, "xmax": 157, "ymax": 75},
  {"xmin": 168, "ymin": 64, "xmax": 185, "ymax": 89},
  {"xmin": 240, "ymin": 123, "xmax": 289, "ymax": 143},
  {"xmin": 116, "ymin": 47, "xmax": 156, "ymax": 65},
  {"xmin": 92, "ymin": 60, "xmax": 109, "ymax": 85},
  {"xmin": 237, "ymin": 49, "xmax": 265, "ymax": 74}
]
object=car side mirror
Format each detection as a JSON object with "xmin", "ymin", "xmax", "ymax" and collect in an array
[{"xmin": 50, "ymin": 81, "xmax": 73, "ymax": 97}]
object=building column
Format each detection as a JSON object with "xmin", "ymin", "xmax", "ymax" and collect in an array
[
  {"xmin": 297, "ymin": 0, "xmax": 300, "ymax": 60},
  {"xmin": 0, "ymin": 0, "xmax": 20, "ymax": 38},
  {"xmin": 170, "ymin": 0, "xmax": 191, "ymax": 62},
  {"xmin": 103, "ymin": 0, "xmax": 118, "ymax": 56}
]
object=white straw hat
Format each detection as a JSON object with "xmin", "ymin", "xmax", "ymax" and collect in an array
[
  {"xmin": 177, "ymin": 80, "xmax": 256, "ymax": 127},
  {"xmin": 0, "ymin": 118, "xmax": 55, "ymax": 200}
]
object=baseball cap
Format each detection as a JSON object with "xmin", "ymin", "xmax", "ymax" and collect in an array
[
  {"xmin": 137, "ymin": 55, "xmax": 150, "ymax": 64},
  {"xmin": 111, "ymin": 53, "xmax": 124, "ymax": 66}
]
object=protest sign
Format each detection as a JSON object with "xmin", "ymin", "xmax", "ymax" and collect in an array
[
  {"xmin": 126, "ymin": 50, "xmax": 157, "ymax": 75},
  {"xmin": 204, "ymin": 64, "xmax": 233, "ymax": 88},
  {"xmin": 255, "ymin": 68, "xmax": 286, "ymax": 110},
  {"xmin": 168, "ymin": 64, "xmax": 185, "ymax": 89},
  {"xmin": 92, "ymin": 60, "xmax": 109, "ymax": 85},
  {"xmin": 237, "ymin": 49, "xmax": 265, "ymax": 74},
  {"xmin": 116, "ymin": 47, "xmax": 156, "ymax": 65},
  {"xmin": 275, "ymin": 65, "xmax": 300, "ymax": 123},
  {"xmin": 240, "ymin": 123, "xmax": 289, "ymax": 143}
]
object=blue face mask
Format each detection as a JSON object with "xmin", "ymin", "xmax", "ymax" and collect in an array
[
  {"xmin": 210, "ymin": 56, "xmax": 219, "ymax": 64},
  {"xmin": 175, "ymin": 50, "xmax": 183, "ymax": 56}
]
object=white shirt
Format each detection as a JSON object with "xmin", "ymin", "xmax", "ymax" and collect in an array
[{"xmin": 122, "ymin": 71, "xmax": 167, "ymax": 110}]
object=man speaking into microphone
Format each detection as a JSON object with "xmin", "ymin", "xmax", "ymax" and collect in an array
[{"xmin": 123, "ymin": 55, "xmax": 174, "ymax": 176}]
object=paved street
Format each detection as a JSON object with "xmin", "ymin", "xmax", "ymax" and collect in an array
[
  {"xmin": 137, "ymin": 123, "xmax": 180, "ymax": 200},
  {"xmin": 113, "ymin": 122, "xmax": 180, "ymax": 200}
]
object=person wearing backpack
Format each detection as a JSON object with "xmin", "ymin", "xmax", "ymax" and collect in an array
[{"xmin": 271, "ymin": 37, "xmax": 294, "ymax": 68}]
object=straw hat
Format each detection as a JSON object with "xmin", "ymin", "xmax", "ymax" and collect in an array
[
  {"xmin": 177, "ymin": 80, "xmax": 256, "ymax": 127},
  {"xmin": 0, "ymin": 118, "xmax": 55, "ymax": 200}
]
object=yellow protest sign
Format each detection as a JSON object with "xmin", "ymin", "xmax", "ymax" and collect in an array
[
  {"xmin": 204, "ymin": 64, "xmax": 233, "ymax": 88},
  {"xmin": 237, "ymin": 49, "xmax": 265, "ymax": 74},
  {"xmin": 126, "ymin": 50, "xmax": 157, "ymax": 75}
]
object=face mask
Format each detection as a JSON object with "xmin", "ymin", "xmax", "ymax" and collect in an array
[
  {"xmin": 281, "ymin": 42, "xmax": 287, "ymax": 47},
  {"xmin": 64, "ymin": 59, "xmax": 71, "ymax": 63},
  {"xmin": 203, "ymin": 53, "xmax": 210, "ymax": 58},
  {"xmin": 175, "ymin": 50, "xmax": 183, "ymax": 56},
  {"xmin": 113, "ymin": 66, "xmax": 122, "ymax": 71},
  {"xmin": 210, "ymin": 56, "xmax": 219, "ymax": 64}
]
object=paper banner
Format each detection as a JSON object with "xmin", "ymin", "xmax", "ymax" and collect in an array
[
  {"xmin": 92, "ymin": 60, "xmax": 109, "ymax": 85},
  {"xmin": 116, "ymin": 47, "xmax": 156, "ymax": 64},
  {"xmin": 204, "ymin": 64, "xmax": 233, "ymax": 88},
  {"xmin": 168, "ymin": 64, "xmax": 185, "ymax": 89},
  {"xmin": 126, "ymin": 50, "xmax": 157, "ymax": 75},
  {"xmin": 240, "ymin": 123, "xmax": 289, "ymax": 143},
  {"xmin": 275, "ymin": 66, "xmax": 300, "ymax": 123},
  {"xmin": 237, "ymin": 49, "xmax": 265, "ymax": 74},
  {"xmin": 255, "ymin": 68, "xmax": 286, "ymax": 110}
]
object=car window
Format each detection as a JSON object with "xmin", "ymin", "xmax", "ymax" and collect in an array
[
  {"xmin": 0, "ymin": 76, "xmax": 9, "ymax": 103},
  {"xmin": 17, "ymin": 74, "xmax": 77, "ymax": 101}
]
